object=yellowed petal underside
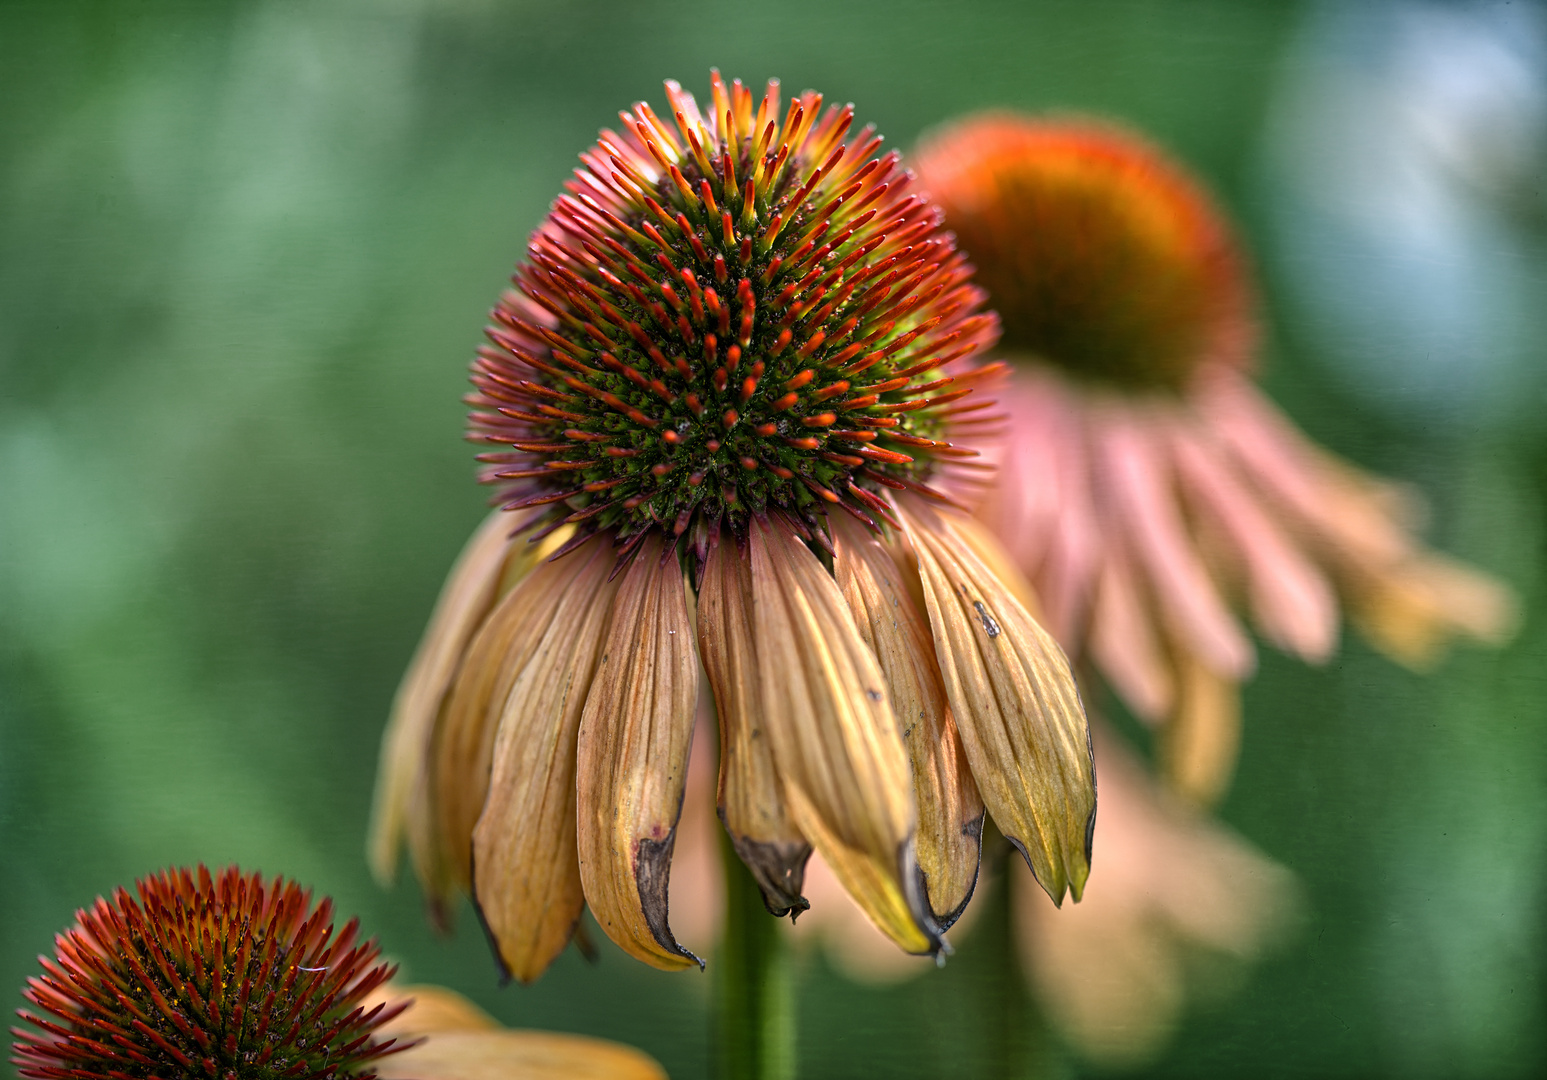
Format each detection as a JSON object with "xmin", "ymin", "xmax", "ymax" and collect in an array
[
  {"xmin": 425, "ymin": 525, "xmax": 581, "ymax": 906},
  {"xmin": 471, "ymin": 537, "xmax": 622, "ymax": 983},
  {"xmin": 376, "ymin": 1030, "xmax": 668, "ymax": 1080},
  {"xmin": 575, "ymin": 533, "xmax": 702, "ymax": 971},
  {"xmin": 368, "ymin": 511, "xmax": 520, "ymax": 888},
  {"xmin": 1159, "ymin": 650, "xmax": 1241, "ymax": 808},
  {"xmin": 696, "ymin": 527, "xmax": 812, "ymax": 916},
  {"xmin": 748, "ymin": 515, "xmax": 934, "ymax": 955},
  {"xmin": 374, "ymin": 984, "xmax": 500, "ymax": 1036},
  {"xmin": 830, "ymin": 512, "xmax": 985, "ymax": 927},
  {"xmin": 898, "ymin": 496, "xmax": 1096, "ymax": 904},
  {"xmin": 1348, "ymin": 552, "xmax": 1519, "ymax": 670}
]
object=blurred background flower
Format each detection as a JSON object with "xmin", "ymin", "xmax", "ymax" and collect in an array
[{"xmin": 1, "ymin": 2, "xmax": 1542, "ymax": 1078}]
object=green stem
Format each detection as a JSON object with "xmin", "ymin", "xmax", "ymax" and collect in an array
[
  {"xmin": 970, "ymin": 839, "xmax": 1060, "ymax": 1079},
  {"xmin": 714, "ymin": 831, "xmax": 795, "ymax": 1080}
]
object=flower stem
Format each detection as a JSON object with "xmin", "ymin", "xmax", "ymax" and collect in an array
[
  {"xmin": 714, "ymin": 831, "xmax": 795, "ymax": 1080},
  {"xmin": 974, "ymin": 840, "xmax": 1061, "ymax": 1079}
]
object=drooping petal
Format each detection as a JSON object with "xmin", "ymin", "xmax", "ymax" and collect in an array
[
  {"xmin": 897, "ymin": 496, "xmax": 1096, "ymax": 904},
  {"xmin": 1037, "ymin": 381, "xmax": 1104, "ymax": 643},
  {"xmin": 663, "ymin": 701, "xmax": 726, "ymax": 949},
  {"xmin": 945, "ymin": 493, "xmax": 1048, "ymax": 619},
  {"xmin": 470, "ymin": 536, "xmax": 621, "ymax": 984},
  {"xmin": 368, "ymin": 511, "xmax": 521, "ymax": 888},
  {"xmin": 696, "ymin": 527, "xmax": 811, "ymax": 917},
  {"xmin": 748, "ymin": 513, "xmax": 936, "ymax": 954},
  {"xmin": 1197, "ymin": 372, "xmax": 1406, "ymax": 558},
  {"xmin": 830, "ymin": 512, "xmax": 985, "ymax": 928},
  {"xmin": 1087, "ymin": 540, "xmax": 1175, "ymax": 723},
  {"xmin": 575, "ymin": 532, "xmax": 702, "ymax": 971},
  {"xmin": 1347, "ymin": 552, "xmax": 1518, "ymax": 669},
  {"xmin": 428, "ymin": 526, "xmax": 583, "ymax": 906},
  {"xmin": 1200, "ymin": 374, "xmax": 1517, "ymax": 662},
  {"xmin": 977, "ymin": 373, "xmax": 1062, "ymax": 575},
  {"xmin": 1095, "ymin": 407, "xmax": 1254, "ymax": 680},
  {"xmin": 1158, "ymin": 649, "xmax": 1241, "ymax": 807},
  {"xmin": 1168, "ymin": 420, "xmax": 1338, "ymax": 663}
]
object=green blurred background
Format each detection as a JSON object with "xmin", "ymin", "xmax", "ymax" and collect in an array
[{"xmin": 2, "ymin": 1, "xmax": 1543, "ymax": 1076}]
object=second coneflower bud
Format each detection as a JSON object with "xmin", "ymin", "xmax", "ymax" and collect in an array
[{"xmin": 13, "ymin": 866, "xmax": 408, "ymax": 1080}]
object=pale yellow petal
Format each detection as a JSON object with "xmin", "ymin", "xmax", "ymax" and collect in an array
[
  {"xmin": 943, "ymin": 502, "xmax": 1046, "ymax": 620},
  {"xmin": 372, "ymin": 984, "xmax": 500, "ymax": 1036},
  {"xmin": 368, "ymin": 511, "xmax": 520, "ymax": 888},
  {"xmin": 376, "ymin": 1030, "xmax": 667, "ymax": 1080},
  {"xmin": 471, "ymin": 537, "xmax": 621, "ymax": 983},
  {"xmin": 897, "ymin": 496, "xmax": 1096, "ymax": 904},
  {"xmin": 696, "ymin": 527, "xmax": 811, "ymax": 917},
  {"xmin": 830, "ymin": 512, "xmax": 985, "ymax": 928},
  {"xmin": 426, "ymin": 525, "xmax": 584, "ymax": 907},
  {"xmin": 1348, "ymin": 552, "xmax": 1519, "ymax": 670},
  {"xmin": 575, "ymin": 532, "xmax": 702, "ymax": 971},
  {"xmin": 748, "ymin": 514, "xmax": 935, "ymax": 955},
  {"xmin": 1159, "ymin": 651, "xmax": 1241, "ymax": 808}
]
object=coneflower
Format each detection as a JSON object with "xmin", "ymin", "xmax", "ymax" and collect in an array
[
  {"xmin": 370, "ymin": 73, "xmax": 1096, "ymax": 983},
  {"xmin": 12, "ymin": 866, "xmax": 407, "ymax": 1080},
  {"xmin": 913, "ymin": 113, "xmax": 1515, "ymax": 805}
]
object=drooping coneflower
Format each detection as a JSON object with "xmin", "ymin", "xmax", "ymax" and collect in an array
[
  {"xmin": 13, "ymin": 866, "xmax": 408, "ymax": 1080},
  {"xmin": 370, "ymin": 73, "xmax": 1095, "ymax": 982},
  {"xmin": 913, "ymin": 114, "xmax": 1516, "ymax": 805}
]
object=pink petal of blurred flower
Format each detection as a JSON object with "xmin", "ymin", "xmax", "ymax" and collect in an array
[{"xmin": 1018, "ymin": 725, "xmax": 1299, "ymax": 1069}]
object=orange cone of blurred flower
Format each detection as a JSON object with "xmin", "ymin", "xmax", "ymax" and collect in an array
[
  {"xmin": 369, "ymin": 75, "xmax": 1096, "ymax": 985},
  {"xmin": 913, "ymin": 114, "xmax": 1516, "ymax": 806}
]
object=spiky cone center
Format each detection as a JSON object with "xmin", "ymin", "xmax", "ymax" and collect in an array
[
  {"xmin": 913, "ymin": 114, "xmax": 1254, "ymax": 393},
  {"xmin": 13, "ymin": 866, "xmax": 408, "ymax": 1080},
  {"xmin": 468, "ymin": 72, "xmax": 1001, "ymax": 554}
]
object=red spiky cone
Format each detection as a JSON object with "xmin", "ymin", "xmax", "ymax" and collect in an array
[
  {"xmin": 468, "ymin": 70, "xmax": 1003, "ymax": 564},
  {"xmin": 13, "ymin": 866, "xmax": 410, "ymax": 1080}
]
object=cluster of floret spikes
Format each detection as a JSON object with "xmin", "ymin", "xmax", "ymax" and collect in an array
[
  {"xmin": 13, "ymin": 866, "xmax": 408, "ymax": 1080},
  {"xmin": 467, "ymin": 71, "xmax": 1003, "ymax": 561}
]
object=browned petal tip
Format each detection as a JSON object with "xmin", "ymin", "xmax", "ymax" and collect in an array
[
  {"xmin": 896, "ymin": 496, "xmax": 1097, "ymax": 906},
  {"xmin": 462, "ymin": 535, "xmax": 619, "ymax": 984},
  {"xmin": 748, "ymin": 513, "xmax": 938, "ymax": 955},
  {"xmin": 576, "ymin": 531, "xmax": 703, "ymax": 972},
  {"xmin": 830, "ymin": 510, "xmax": 986, "ymax": 929},
  {"xmin": 697, "ymin": 525, "xmax": 815, "ymax": 920},
  {"xmin": 729, "ymin": 835, "xmax": 813, "ymax": 918}
]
